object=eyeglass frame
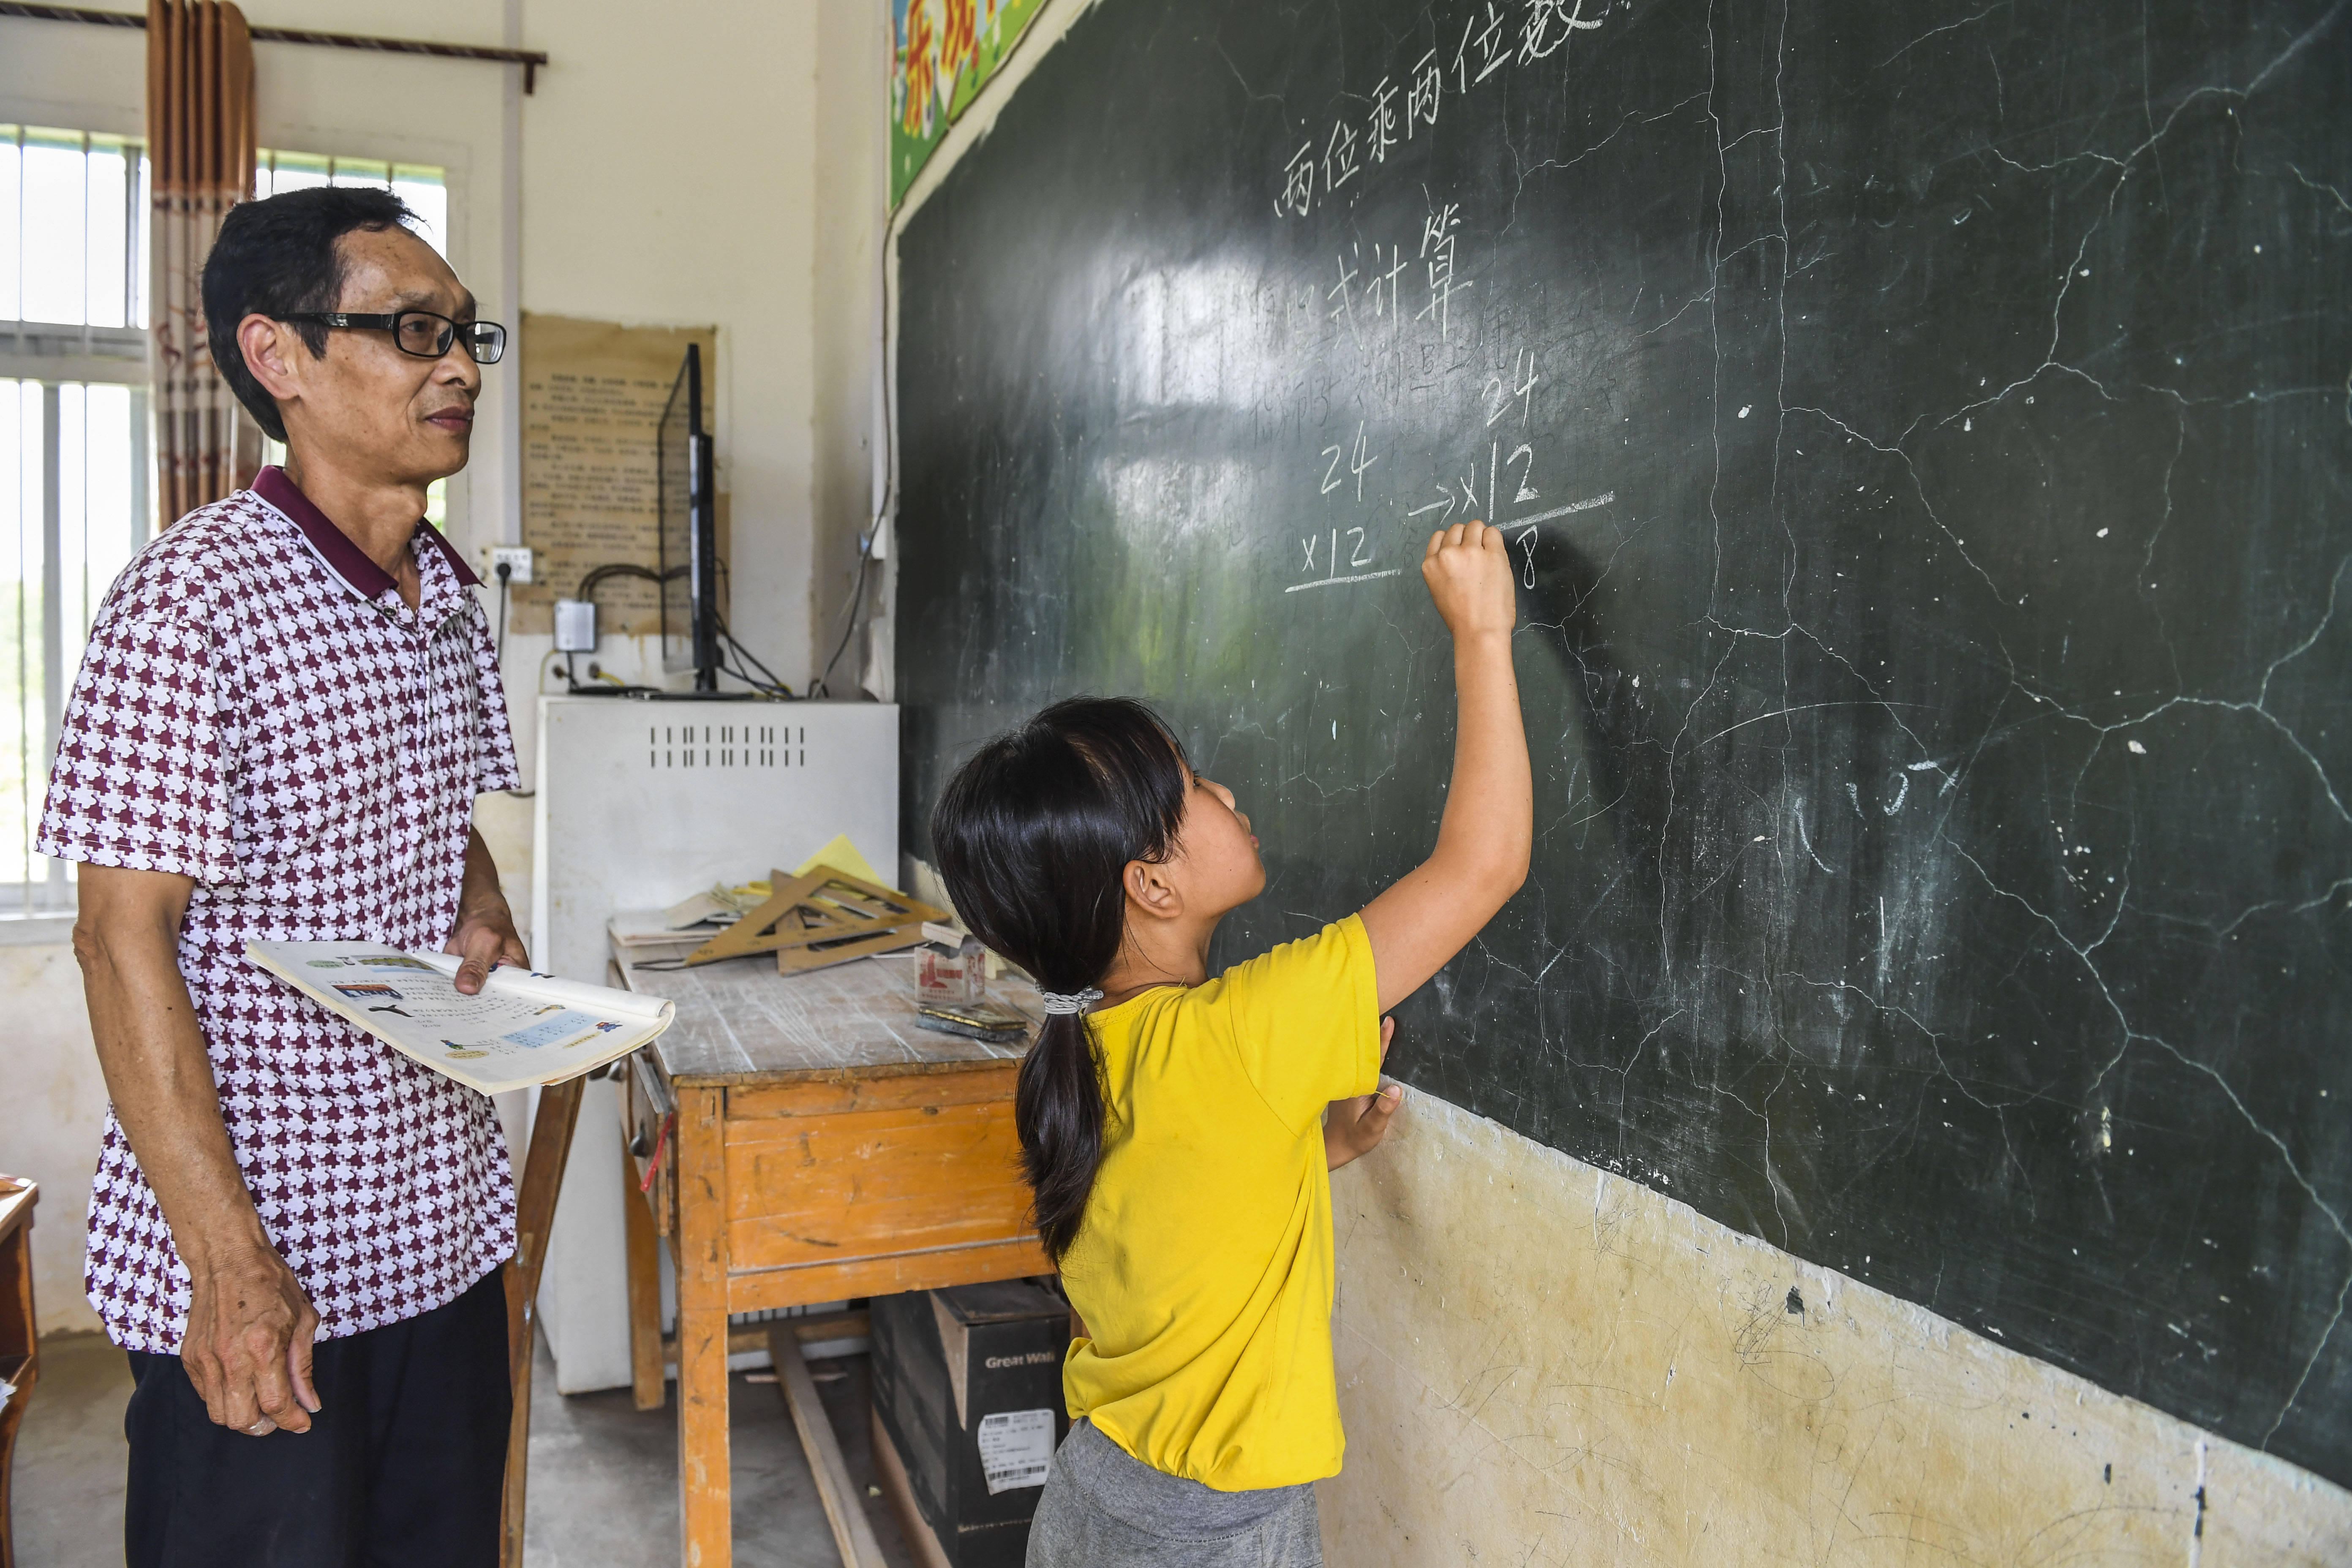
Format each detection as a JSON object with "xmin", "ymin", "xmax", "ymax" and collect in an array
[{"xmin": 281, "ymin": 310, "xmax": 509, "ymax": 365}]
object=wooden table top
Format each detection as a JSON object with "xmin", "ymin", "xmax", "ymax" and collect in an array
[
  {"xmin": 0, "ymin": 1175, "xmax": 35, "ymax": 1243},
  {"xmin": 612, "ymin": 937, "xmax": 1040, "ymax": 1087}
]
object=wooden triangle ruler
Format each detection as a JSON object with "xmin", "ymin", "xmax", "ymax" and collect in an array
[{"xmin": 683, "ymin": 868, "xmax": 948, "ymax": 968}]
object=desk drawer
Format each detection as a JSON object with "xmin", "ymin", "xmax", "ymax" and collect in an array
[
  {"xmin": 725, "ymin": 1099, "xmax": 1034, "ymax": 1271},
  {"xmin": 728, "ymin": 1063, "xmax": 1018, "ymax": 1120}
]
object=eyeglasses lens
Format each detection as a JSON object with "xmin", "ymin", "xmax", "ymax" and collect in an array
[
  {"xmin": 466, "ymin": 323, "xmax": 507, "ymax": 365},
  {"xmin": 395, "ymin": 313, "xmax": 455, "ymax": 357}
]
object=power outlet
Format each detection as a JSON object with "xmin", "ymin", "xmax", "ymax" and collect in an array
[{"xmin": 489, "ymin": 545, "xmax": 534, "ymax": 585}]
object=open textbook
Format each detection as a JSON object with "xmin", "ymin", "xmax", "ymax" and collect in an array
[{"xmin": 245, "ymin": 942, "xmax": 675, "ymax": 1096}]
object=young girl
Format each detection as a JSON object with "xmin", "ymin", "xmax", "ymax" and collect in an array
[{"xmin": 930, "ymin": 522, "xmax": 1531, "ymax": 1566}]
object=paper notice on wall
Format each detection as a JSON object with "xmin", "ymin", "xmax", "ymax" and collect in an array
[
  {"xmin": 975, "ymin": 1408, "xmax": 1056, "ymax": 1494},
  {"xmin": 514, "ymin": 313, "xmax": 721, "ymax": 636}
]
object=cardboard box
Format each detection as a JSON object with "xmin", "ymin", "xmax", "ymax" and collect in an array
[{"xmin": 871, "ymin": 1281, "xmax": 1070, "ymax": 1568}]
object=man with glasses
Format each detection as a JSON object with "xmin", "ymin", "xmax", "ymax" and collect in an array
[{"xmin": 41, "ymin": 185, "xmax": 524, "ymax": 1566}]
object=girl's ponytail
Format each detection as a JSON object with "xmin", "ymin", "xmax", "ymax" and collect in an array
[
  {"xmin": 1014, "ymin": 1010, "xmax": 1107, "ymax": 1259},
  {"xmin": 930, "ymin": 697, "xmax": 1189, "ymax": 1261}
]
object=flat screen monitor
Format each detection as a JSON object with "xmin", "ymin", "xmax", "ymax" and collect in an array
[{"xmin": 657, "ymin": 343, "xmax": 719, "ymax": 689}]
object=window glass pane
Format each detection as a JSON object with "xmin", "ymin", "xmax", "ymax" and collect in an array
[
  {"xmin": 84, "ymin": 139, "xmax": 129, "ymax": 329},
  {"xmin": 0, "ymin": 133, "xmax": 21, "ymax": 323},
  {"xmin": 19, "ymin": 130, "xmax": 89, "ymax": 325},
  {"xmin": 259, "ymin": 150, "xmax": 332, "ymax": 198},
  {"xmin": 0, "ymin": 128, "xmax": 146, "ymax": 333},
  {"xmin": 132, "ymin": 145, "xmax": 150, "ymax": 329},
  {"xmin": 60, "ymin": 383, "xmax": 137, "ymax": 655},
  {"xmin": 392, "ymin": 166, "xmax": 448, "ymax": 258},
  {"xmin": 1, "ymin": 381, "xmax": 46, "ymax": 892}
]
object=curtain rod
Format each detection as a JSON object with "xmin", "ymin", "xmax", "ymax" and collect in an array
[{"xmin": 0, "ymin": 3, "xmax": 551, "ymax": 93}]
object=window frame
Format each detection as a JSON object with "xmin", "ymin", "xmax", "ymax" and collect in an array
[{"xmin": 2, "ymin": 125, "xmax": 154, "ymax": 916}]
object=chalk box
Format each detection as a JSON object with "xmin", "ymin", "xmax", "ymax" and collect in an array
[{"xmin": 871, "ymin": 1280, "xmax": 1071, "ymax": 1568}]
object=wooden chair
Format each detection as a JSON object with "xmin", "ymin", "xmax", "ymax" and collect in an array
[
  {"xmin": 498, "ymin": 1078, "xmax": 585, "ymax": 1568},
  {"xmin": 0, "ymin": 1176, "xmax": 39, "ymax": 1568}
]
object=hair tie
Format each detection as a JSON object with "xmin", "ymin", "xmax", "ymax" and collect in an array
[{"xmin": 1038, "ymin": 987, "xmax": 1103, "ymax": 1016}]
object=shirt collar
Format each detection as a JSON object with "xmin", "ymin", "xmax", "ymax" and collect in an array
[{"xmin": 250, "ymin": 465, "xmax": 482, "ymax": 597}]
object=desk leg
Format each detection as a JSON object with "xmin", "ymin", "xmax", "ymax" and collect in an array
[
  {"xmin": 674, "ymin": 1085, "xmax": 731, "ymax": 1568},
  {"xmin": 624, "ymin": 1132, "xmax": 666, "ymax": 1412},
  {"xmin": 500, "ymin": 1077, "xmax": 585, "ymax": 1568},
  {"xmin": 0, "ymin": 1188, "xmax": 36, "ymax": 1568}
]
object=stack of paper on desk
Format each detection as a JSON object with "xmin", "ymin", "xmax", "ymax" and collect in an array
[{"xmin": 245, "ymin": 941, "xmax": 674, "ymax": 1096}]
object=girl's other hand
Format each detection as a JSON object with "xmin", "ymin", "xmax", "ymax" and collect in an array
[
  {"xmin": 1326, "ymin": 1016, "xmax": 1403, "ymax": 1171},
  {"xmin": 1422, "ymin": 520, "xmax": 1516, "ymax": 639}
]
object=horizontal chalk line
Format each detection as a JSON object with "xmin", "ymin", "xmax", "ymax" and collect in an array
[
  {"xmin": 1509, "ymin": 491, "xmax": 1616, "ymax": 525},
  {"xmin": 1285, "ymin": 569, "xmax": 1406, "ymax": 593}
]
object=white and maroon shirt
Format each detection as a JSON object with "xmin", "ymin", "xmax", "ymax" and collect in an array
[{"xmin": 38, "ymin": 467, "xmax": 522, "ymax": 1353}]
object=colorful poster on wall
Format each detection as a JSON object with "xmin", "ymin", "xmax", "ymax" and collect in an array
[{"xmin": 890, "ymin": 0, "xmax": 1051, "ymax": 209}]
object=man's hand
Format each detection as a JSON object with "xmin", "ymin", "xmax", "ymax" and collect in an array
[
  {"xmin": 1327, "ymin": 1016, "xmax": 1404, "ymax": 1171},
  {"xmin": 183, "ymin": 1245, "xmax": 322, "ymax": 1435},
  {"xmin": 446, "ymin": 826, "xmax": 528, "ymax": 995}
]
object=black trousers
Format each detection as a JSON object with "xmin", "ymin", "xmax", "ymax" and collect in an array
[{"xmin": 124, "ymin": 1266, "xmax": 510, "ymax": 1568}]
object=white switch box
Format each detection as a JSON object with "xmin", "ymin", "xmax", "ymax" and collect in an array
[
  {"xmin": 490, "ymin": 545, "xmax": 534, "ymax": 585},
  {"xmin": 553, "ymin": 598, "xmax": 597, "ymax": 652}
]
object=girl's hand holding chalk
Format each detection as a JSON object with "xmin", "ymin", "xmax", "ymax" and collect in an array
[
  {"xmin": 1327, "ymin": 1016, "xmax": 1404, "ymax": 1171},
  {"xmin": 1421, "ymin": 519, "xmax": 1518, "ymax": 639}
]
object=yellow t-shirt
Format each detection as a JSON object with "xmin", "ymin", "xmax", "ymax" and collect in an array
[{"xmin": 1058, "ymin": 915, "xmax": 1382, "ymax": 1491}]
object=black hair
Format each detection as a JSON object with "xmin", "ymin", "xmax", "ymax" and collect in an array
[
  {"xmin": 930, "ymin": 697, "xmax": 1190, "ymax": 1260},
  {"xmin": 202, "ymin": 185, "xmax": 419, "ymax": 442}
]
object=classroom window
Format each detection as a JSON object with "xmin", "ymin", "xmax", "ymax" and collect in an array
[
  {"xmin": 0, "ymin": 127, "xmax": 154, "ymax": 915},
  {"xmin": 0, "ymin": 136, "xmax": 449, "ymax": 912}
]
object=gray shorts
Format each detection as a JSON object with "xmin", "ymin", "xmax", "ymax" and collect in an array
[{"xmin": 1024, "ymin": 1420, "xmax": 1323, "ymax": 1568}]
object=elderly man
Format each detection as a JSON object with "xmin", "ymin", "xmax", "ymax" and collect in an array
[{"xmin": 42, "ymin": 185, "xmax": 525, "ymax": 1566}]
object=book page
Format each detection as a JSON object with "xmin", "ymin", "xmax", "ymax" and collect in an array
[{"xmin": 246, "ymin": 942, "xmax": 674, "ymax": 1097}]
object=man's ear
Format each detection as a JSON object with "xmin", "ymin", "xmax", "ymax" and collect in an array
[
  {"xmin": 236, "ymin": 313, "xmax": 307, "ymax": 409},
  {"xmin": 1122, "ymin": 858, "xmax": 1184, "ymax": 922}
]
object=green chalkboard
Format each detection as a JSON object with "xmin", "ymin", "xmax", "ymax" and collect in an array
[{"xmin": 894, "ymin": 0, "xmax": 2352, "ymax": 1481}]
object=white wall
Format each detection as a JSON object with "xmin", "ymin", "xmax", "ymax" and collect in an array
[
  {"xmin": 811, "ymin": 0, "xmax": 888, "ymax": 694},
  {"xmin": 517, "ymin": 0, "xmax": 820, "ymax": 695},
  {"xmin": 1323, "ymin": 1091, "xmax": 2352, "ymax": 1562},
  {"xmin": 2, "ymin": 934, "xmax": 105, "ymax": 1334}
]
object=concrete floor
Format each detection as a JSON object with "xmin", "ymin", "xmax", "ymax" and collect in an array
[{"xmin": 10, "ymin": 1331, "xmax": 919, "ymax": 1568}]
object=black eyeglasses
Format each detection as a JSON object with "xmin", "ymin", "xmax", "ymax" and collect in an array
[{"xmin": 285, "ymin": 310, "xmax": 508, "ymax": 365}]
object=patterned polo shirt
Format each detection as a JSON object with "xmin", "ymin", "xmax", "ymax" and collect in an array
[{"xmin": 38, "ymin": 466, "xmax": 522, "ymax": 1353}]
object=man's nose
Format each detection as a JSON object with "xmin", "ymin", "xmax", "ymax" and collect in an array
[{"xmin": 436, "ymin": 341, "xmax": 482, "ymax": 388}]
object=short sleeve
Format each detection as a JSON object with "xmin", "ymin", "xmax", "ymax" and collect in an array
[
  {"xmin": 1199, "ymin": 915, "xmax": 1383, "ymax": 1135},
  {"xmin": 468, "ymin": 597, "xmax": 523, "ymax": 793},
  {"xmin": 37, "ymin": 612, "xmax": 240, "ymax": 882}
]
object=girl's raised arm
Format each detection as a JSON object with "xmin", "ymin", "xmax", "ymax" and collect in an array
[{"xmin": 1358, "ymin": 521, "xmax": 1533, "ymax": 1013}]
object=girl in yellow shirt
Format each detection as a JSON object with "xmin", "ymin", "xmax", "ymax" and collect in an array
[{"xmin": 930, "ymin": 522, "xmax": 1532, "ymax": 1567}]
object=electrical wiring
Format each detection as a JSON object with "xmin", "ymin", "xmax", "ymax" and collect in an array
[
  {"xmin": 814, "ymin": 545, "xmax": 875, "ymax": 700},
  {"xmin": 714, "ymin": 612, "xmax": 797, "ymax": 698},
  {"xmin": 814, "ymin": 262, "xmax": 898, "ymax": 699}
]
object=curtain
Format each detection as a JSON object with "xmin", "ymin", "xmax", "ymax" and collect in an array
[{"xmin": 147, "ymin": 0, "xmax": 259, "ymax": 523}]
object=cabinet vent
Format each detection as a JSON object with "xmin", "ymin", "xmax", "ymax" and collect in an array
[{"xmin": 646, "ymin": 724, "xmax": 808, "ymax": 770}]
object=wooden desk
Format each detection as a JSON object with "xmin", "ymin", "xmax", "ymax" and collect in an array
[
  {"xmin": 0, "ymin": 1176, "xmax": 35, "ymax": 1568},
  {"xmin": 613, "ymin": 948, "xmax": 1048, "ymax": 1568}
]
